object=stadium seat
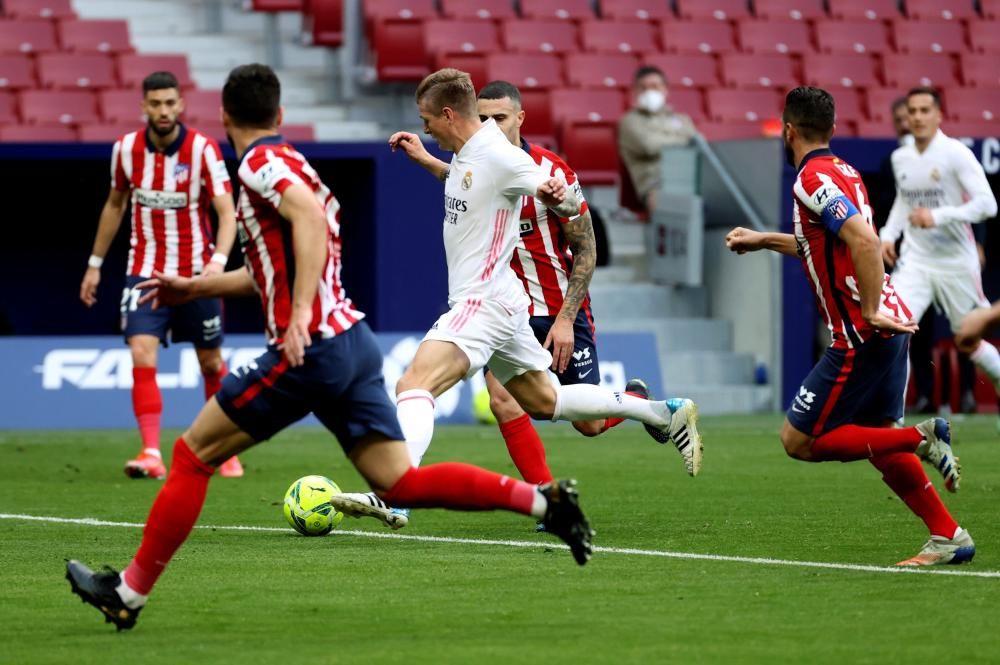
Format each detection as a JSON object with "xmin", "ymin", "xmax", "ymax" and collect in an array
[
  {"xmin": 485, "ymin": 53, "xmax": 564, "ymax": 88},
  {"xmin": 865, "ymin": 87, "xmax": 906, "ymax": 122},
  {"xmin": 364, "ymin": 0, "xmax": 438, "ymax": 39},
  {"xmin": 559, "ymin": 120, "xmax": 618, "ymax": 184},
  {"xmin": 967, "ymin": 21, "xmax": 1000, "ymax": 54},
  {"xmin": 0, "ymin": 90, "xmax": 17, "ymax": 123},
  {"xmin": 0, "ymin": 124, "xmax": 77, "ymax": 140},
  {"xmin": 18, "ymin": 89, "xmax": 99, "ymax": 125},
  {"xmin": 705, "ymin": 88, "xmax": 781, "ymax": 121},
  {"xmin": 58, "ymin": 19, "xmax": 133, "ymax": 54},
  {"xmin": 736, "ymin": 20, "xmax": 812, "ymax": 54},
  {"xmin": 944, "ymin": 88, "xmax": 1000, "ymax": 122},
  {"xmin": 519, "ymin": 0, "xmax": 596, "ymax": 21},
  {"xmin": 191, "ymin": 122, "xmax": 228, "ymax": 142},
  {"xmin": 37, "ymin": 53, "xmax": 117, "ymax": 89},
  {"xmin": 98, "ymin": 89, "xmax": 143, "ymax": 124},
  {"xmin": 180, "ymin": 89, "xmax": 224, "ymax": 124},
  {"xmin": 0, "ymin": 19, "xmax": 59, "ymax": 54},
  {"xmin": 720, "ymin": 53, "xmax": 799, "ymax": 89},
  {"xmin": 2, "ymin": 0, "xmax": 76, "ymax": 20},
  {"xmin": 371, "ymin": 19, "xmax": 431, "ymax": 80},
  {"xmin": 549, "ymin": 87, "xmax": 626, "ymax": 126},
  {"xmin": 0, "ymin": 54, "xmax": 36, "ymax": 90},
  {"xmin": 752, "ymin": 0, "xmax": 827, "ymax": 21},
  {"xmin": 501, "ymin": 19, "xmax": 579, "ymax": 54},
  {"xmin": 642, "ymin": 53, "xmax": 720, "ymax": 88},
  {"xmin": 813, "ymin": 20, "xmax": 890, "ymax": 54},
  {"xmin": 519, "ymin": 89, "xmax": 555, "ymax": 144},
  {"xmin": 281, "ymin": 123, "xmax": 317, "ymax": 142},
  {"xmin": 117, "ymin": 54, "xmax": 194, "ymax": 89},
  {"xmin": 425, "ymin": 19, "xmax": 500, "ymax": 54},
  {"xmin": 579, "ymin": 20, "xmax": 658, "ymax": 54},
  {"xmin": 960, "ymin": 54, "xmax": 1000, "ymax": 88},
  {"xmin": 676, "ymin": 0, "xmax": 751, "ymax": 21},
  {"xmin": 659, "ymin": 21, "xmax": 737, "ymax": 54},
  {"xmin": 434, "ymin": 51, "xmax": 490, "ymax": 90},
  {"xmin": 303, "ymin": 0, "xmax": 343, "ymax": 47},
  {"xmin": 892, "ymin": 20, "xmax": 966, "ymax": 55},
  {"xmin": 598, "ymin": 0, "xmax": 676, "ymax": 22},
  {"xmin": 563, "ymin": 52, "xmax": 639, "ymax": 89},
  {"xmin": 826, "ymin": 0, "xmax": 902, "ymax": 20},
  {"xmin": 249, "ymin": 0, "xmax": 303, "ymax": 10},
  {"xmin": 829, "ymin": 87, "xmax": 865, "ymax": 123},
  {"xmin": 440, "ymin": 0, "xmax": 517, "ymax": 20},
  {"xmin": 946, "ymin": 119, "xmax": 1000, "ymax": 139},
  {"xmin": 881, "ymin": 54, "xmax": 959, "ymax": 89},
  {"xmin": 801, "ymin": 53, "xmax": 880, "ymax": 88},
  {"xmin": 77, "ymin": 122, "xmax": 137, "ymax": 142},
  {"xmin": 982, "ymin": 0, "xmax": 1000, "ymax": 19},
  {"xmin": 698, "ymin": 120, "xmax": 767, "ymax": 140},
  {"xmin": 667, "ymin": 87, "xmax": 707, "ymax": 121},
  {"xmin": 853, "ymin": 118, "xmax": 894, "ymax": 137},
  {"xmin": 903, "ymin": 0, "xmax": 978, "ymax": 21}
]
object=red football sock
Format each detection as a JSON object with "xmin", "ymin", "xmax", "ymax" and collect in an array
[
  {"xmin": 870, "ymin": 452, "xmax": 958, "ymax": 538},
  {"xmin": 384, "ymin": 463, "xmax": 538, "ymax": 516},
  {"xmin": 811, "ymin": 424, "xmax": 922, "ymax": 461},
  {"xmin": 202, "ymin": 361, "xmax": 227, "ymax": 400},
  {"xmin": 132, "ymin": 366, "xmax": 162, "ymax": 451},
  {"xmin": 500, "ymin": 414, "xmax": 553, "ymax": 484},
  {"xmin": 602, "ymin": 390, "xmax": 646, "ymax": 431},
  {"xmin": 123, "ymin": 438, "xmax": 215, "ymax": 595}
]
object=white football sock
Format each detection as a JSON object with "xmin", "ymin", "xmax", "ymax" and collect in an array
[
  {"xmin": 396, "ymin": 389, "xmax": 436, "ymax": 466},
  {"xmin": 552, "ymin": 384, "xmax": 668, "ymax": 426},
  {"xmin": 531, "ymin": 487, "xmax": 547, "ymax": 519},
  {"xmin": 970, "ymin": 340, "xmax": 1000, "ymax": 393},
  {"xmin": 115, "ymin": 577, "xmax": 148, "ymax": 609}
]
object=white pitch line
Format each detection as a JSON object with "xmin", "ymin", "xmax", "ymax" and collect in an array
[{"xmin": 3, "ymin": 512, "xmax": 998, "ymax": 579}]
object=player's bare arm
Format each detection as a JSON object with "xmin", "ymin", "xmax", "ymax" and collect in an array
[
  {"xmin": 547, "ymin": 211, "xmax": 597, "ymax": 373},
  {"xmin": 839, "ymin": 215, "xmax": 917, "ymax": 334},
  {"xmin": 137, "ymin": 267, "xmax": 256, "ymax": 308},
  {"xmin": 204, "ymin": 193, "xmax": 238, "ymax": 275},
  {"xmin": 956, "ymin": 303, "xmax": 1000, "ymax": 352},
  {"xmin": 725, "ymin": 227, "xmax": 799, "ymax": 257},
  {"xmin": 389, "ymin": 131, "xmax": 449, "ymax": 181},
  {"xmin": 80, "ymin": 188, "xmax": 129, "ymax": 307},
  {"xmin": 277, "ymin": 183, "xmax": 328, "ymax": 367}
]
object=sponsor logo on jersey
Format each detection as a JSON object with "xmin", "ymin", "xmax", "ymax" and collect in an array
[
  {"xmin": 135, "ymin": 188, "xmax": 188, "ymax": 209},
  {"xmin": 444, "ymin": 194, "xmax": 468, "ymax": 213},
  {"xmin": 174, "ymin": 163, "xmax": 190, "ymax": 184},
  {"xmin": 462, "ymin": 170, "xmax": 473, "ymax": 190},
  {"xmin": 791, "ymin": 386, "xmax": 816, "ymax": 413}
]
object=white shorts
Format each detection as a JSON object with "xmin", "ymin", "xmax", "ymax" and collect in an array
[
  {"xmin": 891, "ymin": 263, "xmax": 990, "ymax": 332},
  {"xmin": 423, "ymin": 297, "xmax": 552, "ymax": 385}
]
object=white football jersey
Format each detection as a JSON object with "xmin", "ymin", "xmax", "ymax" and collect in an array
[
  {"xmin": 880, "ymin": 129, "xmax": 998, "ymax": 273},
  {"xmin": 441, "ymin": 119, "xmax": 551, "ymax": 309}
]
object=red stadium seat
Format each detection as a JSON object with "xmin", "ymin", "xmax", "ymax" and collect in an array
[
  {"xmin": 424, "ymin": 19, "xmax": 500, "ymax": 54},
  {"xmin": 77, "ymin": 122, "xmax": 137, "ymax": 142},
  {"xmin": 946, "ymin": 119, "xmax": 1000, "ymax": 139},
  {"xmin": 0, "ymin": 123, "xmax": 77, "ymax": 140},
  {"xmin": 667, "ymin": 87, "xmax": 707, "ymax": 121},
  {"xmin": 881, "ymin": 54, "xmax": 959, "ymax": 89},
  {"xmin": 58, "ymin": 19, "xmax": 133, "ymax": 54},
  {"xmin": 501, "ymin": 19, "xmax": 579, "ymax": 54},
  {"xmin": 117, "ymin": 54, "xmax": 194, "ymax": 89},
  {"xmin": 281, "ymin": 123, "xmax": 317, "ymax": 142},
  {"xmin": 519, "ymin": 89, "xmax": 555, "ymax": 143},
  {"xmin": 676, "ymin": 0, "xmax": 751, "ymax": 21},
  {"xmin": 485, "ymin": 53, "xmax": 564, "ymax": 88},
  {"xmin": 892, "ymin": 20, "xmax": 966, "ymax": 55},
  {"xmin": 364, "ymin": 0, "xmax": 438, "ymax": 39},
  {"xmin": 829, "ymin": 87, "xmax": 865, "ymax": 122},
  {"xmin": 98, "ymin": 89, "xmax": 144, "ymax": 124},
  {"xmin": 801, "ymin": 53, "xmax": 880, "ymax": 88},
  {"xmin": 944, "ymin": 88, "xmax": 1000, "ymax": 122},
  {"xmin": 720, "ymin": 53, "xmax": 799, "ymax": 88},
  {"xmin": 519, "ymin": 0, "xmax": 596, "ymax": 21},
  {"xmin": 18, "ymin": 89, "xmax": 99, "ymax": 125},
  {"xmin": 304, "ymin": 0, "xmax": 342, "ymax": 47},
  {"xmin": 0, "ymin": 54, "xmax": 36, "ymax": 90},
  {"xmin": 864, "ymin": 87, "xmax": 906, "ymax": 122},
  {"xmin": 598, "ymin": 0, "xmax": 676, "ymax": 22},
  {"xmin": 191, "ymin": 122, "xmax": 228, "ymax": 142},
  {"xmin": 699, "ymin": 120, "xmax": 766, "ymax": 140},
  {"xmin": 853, "ymin": 119, "xmax": 895, "ymax": 137},
  {"xmin": 752, "ymin": 0, "xmax": 827, "ymax": 20},
  {"xmin": 705, "ymin": 88, "xmax": 781, "ymax": 121},
  {"xmin": 559, "ymin": 120, "xmax": 618, "ymax": 184},
  {"xmin": 967, "ymin": 21, "xmax": 1000, "ymax": 54},
  {"xmin": 960, "ymin": 54, "xmax": 1000, "ymax": 88},
  {"xmin": 249, "ymin": 0, "xmax": 303, "ymax": 10},
  {"xmin": 642, "ymin": 53, "xmax": 719, "ymax": 88},
  {"xmin": 903, "ymin": 0, "xmax": 978, "ymax": 21},
  {"xmin": 37, "ymin": 53, "xmax": 117, "ymax": 89},
  {"xmin": 983, "ymin": 0, "xmax": 1000, "ymax": 19},
  {"xmin": 813, "ymin": 19, "xmax": 891, "ymax": 54},
  {"xmin": 180, "ymin": 89, "xmax": 223, "ymax": 124},
  {"xmin": 579, "ymin": 20, "xmax": 658, "ymax": 54},
  {"xmin": 2, "ymin": 0, "xmax": 76, "ymax": 20},
  {"xmin": 440, "ymin": 0, "xmax": 517, "ymax": 20},
  {"xmin": 0, "ymin": 19, "xmax": 59, "ymax": 54},
  {"xmin": 549, "ymin": 87, "xmax": 626, "ymax": 127},
  {"xmin": 827, "ymin": 0, "xmax": 902, "ymax": 20},
  {"xmin": 563, "ymin": 52, "xmax": 639, "ymax": 89},
  {"xmin": 0, "ymin": 90, "xmax": 18, "ymax": 123},
  {"xmin": 434, "ymin": 51, "xmax": 490, "ymax": 90},
  {"xmin": 736, "ymin": 19, "xmax": 812, "ymax": 54},
  {"xmin": 659, "ymin": 21, "xmax": 737, "ymax": 54},
  {"xmin": 372, "ymin": 19, "xmax": 431, "ymax": 80}
]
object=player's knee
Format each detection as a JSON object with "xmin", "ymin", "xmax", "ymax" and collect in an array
[
  {"xmin": 780, "ymin": 425, "xmax": 813, "ymax": 461},
  {"xmin": 572, "ymin": 420, "xmax": 604, "ymax": 437},
  {"xmin": 489, "ymin": 392, "xmax": 523, "ymax": 422},
  {"xmin": 198, "ymin": 354, "xmax": 224, "ymax": 375}
]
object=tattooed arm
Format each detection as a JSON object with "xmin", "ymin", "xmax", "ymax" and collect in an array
[{"xmin": 543, "ymin": 210, "xmax": 597, "ymax": 373}]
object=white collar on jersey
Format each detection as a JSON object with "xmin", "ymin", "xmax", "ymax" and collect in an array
[{"xmin": 457, "ymin": 118, "xmax": 499, "ymax": 158}]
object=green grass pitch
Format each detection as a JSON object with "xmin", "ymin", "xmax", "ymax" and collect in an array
[{"xmin": 1, "ymin": 416, "xmax": 998, "ymax": 664}]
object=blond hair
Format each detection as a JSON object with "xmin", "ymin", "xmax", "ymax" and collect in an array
[{"xmin": 415, "ymin": 68, "xmax": 477, "ymax": 118}]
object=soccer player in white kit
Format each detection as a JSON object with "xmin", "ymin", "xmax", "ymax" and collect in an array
[
  {"xmin": 387, "ymin": 69, "xmax": 702, "ymax": 480},
  {"xmin": 879, "ymin": 87, "xmax": 999, "ymax": 416}
]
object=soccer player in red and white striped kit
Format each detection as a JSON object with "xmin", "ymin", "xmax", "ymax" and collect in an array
[{"xmin": 80, "ymin": 71, "xmax": 243, "ymax": 479}]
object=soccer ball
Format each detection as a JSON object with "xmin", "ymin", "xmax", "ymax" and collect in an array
[{"xmin": 282, "ymin": 475, "xmax": 344, "ymax": 536}]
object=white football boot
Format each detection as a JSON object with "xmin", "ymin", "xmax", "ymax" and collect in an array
[
  {"xmin": 914, "ymin": 417, "xmax": 960, "ymax": 493},
  {"xmin": 896, "ymin": 528, "xmax": 976, "ymax": 566},
  {"xmin": 330, "ymin": 492, "xmax": 409, "ymax": 529},
  {"xmin": 644, "ymin": 398, "xmax": 703, "ymax": 477}
]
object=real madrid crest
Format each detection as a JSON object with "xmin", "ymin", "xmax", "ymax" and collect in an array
[
  {"xmin": 462, "ymin": 171, "xmax": 473, "ymax": 190},
  {"xmin": 930, "ymin": 168, "xmax": 941, "ymax": 181}
]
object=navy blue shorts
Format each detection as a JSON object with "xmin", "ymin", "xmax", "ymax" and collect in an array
[
  {"xmin": 121, "ymin": 275, "xmax": 223, "ymax": 349},
  {"xmin": 216, "ymin": 321, "xmax": 405, "ymax": 451},
  {"xmin": 528, "ymin": 308, "xmax": 600, "ymax": 385},
  {"xmin": 787, "ymin": 333, "xmax": 910, "ymax": 437}
]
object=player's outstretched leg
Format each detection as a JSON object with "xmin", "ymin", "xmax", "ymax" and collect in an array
[
  {"xmin": 897, "ymin": 528, "xmax": 976, "ymax": 566},
  {"xmin": 65, "ymin": 561, "xmax": 142, "ymax": 631},
  {"xmin": 914, "ymin": 417, "xmax": 961, "ymax": 492},
  {"xmin": 538, "ymin": 479, "xmax": 594, "ymax": 565}
]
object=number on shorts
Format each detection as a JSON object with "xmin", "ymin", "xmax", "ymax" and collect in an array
[{"xmin": 120, "ymin": 286, "xmax": 141, "ymax": 315}]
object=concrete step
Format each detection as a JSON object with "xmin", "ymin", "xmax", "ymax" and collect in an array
[
  {"xmin": 599, "ymin": 317, "xmax": 733, "ymax": 352},
  {"xmin": 591, "ymin": 265, "xmax": 639, "ymax": 284},
  {"xmin": 665, "ymin": 385, "xmax": 773, "ymax": 415},
  {"xmin": 605, "ymin": 219, "xmax": 646, "ymax": 258},
  {"xmin": 589, "ymin": 284, "xmax": 708, "ymax": 319},
  {"xmin": 132, "ymin": 34, "xmax": 264, "ymax": 67},
  {"xmin": 661, "ymin": 351, "xmax": 757, "ymax": 386}
]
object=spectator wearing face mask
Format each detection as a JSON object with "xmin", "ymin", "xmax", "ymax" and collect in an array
[{"xmin": 617, "ymin": 65, "xmax": 698, "ymax": 213}]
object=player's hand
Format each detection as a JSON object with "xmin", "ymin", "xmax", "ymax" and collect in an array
[
  {"xmin": 956, "ymin": 307, "xmax": 995, "ymax": 353},
  {"xmin": 202, "ymin": 260, "xmax": 225, "ymax": 276},
  {"xmin": 280, "ymin": 304, "xmax": 313, "ymax": 367},
  {"xmin": 880, "ymin": 241, "xmax": 898, "ymax": 268},
  {"xmin": 536, "ymin": 177, "xmax": 567, "ymax": 206},
  {"xmin": 908, "ymin": 207, "xmax": 935, "ymax": 228},
  {"xmin": 136, "ymin": 272, "xmax": 197, "ymax": 308},
  {"xmin": 80, "ymin": 267, "xmax": 100, "ymax": 307},
  {"xmin": 725, "ymin": 227, "xmax": 763, "ymax": 254},
  {"xmin": 864, "ymin": 311, "xmax": 918, "ymax": 335},
  {"xmin": 389, "ymin": 131, "xmax": 431, "ymax": 163},
  {"xmin": 544, "ymin": 317, "xmax": 575, "ymax": 374}
]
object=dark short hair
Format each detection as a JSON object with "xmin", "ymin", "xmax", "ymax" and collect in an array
[
  {"xmin": 906, "ymin": 86, "xmax": 942, "ymax": 109},
  {"xmin": 222, "ymin": 63, "xmax": 281, "ymax": 129},
  {"xmin": 633, "ymin": 65, "xmax": 666, "ymax": 85},
  {"xmin": 783, "ymin": 86, "xmax": 836, "ymax": 142},
  {"xmin": 479, "ymin": 80, "xmax": 522, "ymax": 107},
  {"xmin": 891, "ymin": 96, "xmax": 908, "ymax": 113},
  {"xmin": 142, "ymin": 71, "xmax": 179, "ymax": 95}
]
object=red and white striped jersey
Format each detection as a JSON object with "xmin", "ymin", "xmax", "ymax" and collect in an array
[
  {"xmin": 111, "ymin": 124, "xmax": 232, "ymax": 278},
  {"xmin": 236, "ymin": 135, "xmax": 364, "ymax": 344},
  {"xmin": 793, "ymin": 149, "xmax": 910, "ymax": 349},
  {"xmin": 512, "ymin": 141, "xmax": 592, "ymax": 318}
]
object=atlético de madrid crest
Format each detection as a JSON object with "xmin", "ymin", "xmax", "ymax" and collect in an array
[
  {"xmin": 174, "ymin": 163, "xmax": 190, "ymax": 184},
  {"xmin": 462, "ymin": 171, "xmax": 473, "ymax": 190}
]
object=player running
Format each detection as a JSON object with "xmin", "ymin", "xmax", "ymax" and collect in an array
[
  {"xmin": 726, "ymin": 86, "xmax": 973, "ymax": 567},
  {"xmin": 79, "ymin": 71, "xmax": 243, "ymax": 479},
  {"xmin": 66, "ymin": 64, "xmax": 596, "ymax": 632}
]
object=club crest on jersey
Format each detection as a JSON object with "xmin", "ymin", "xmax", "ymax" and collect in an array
[
  {"xmin": 462, "ymin": 171, "xmax": 473, "ymax": 190},
  {"xmin": 174, "ymin": 163, "xmax": 190, "ymax": 184},
  {"xmin": 827, "ymin": 198, "xmax": 849, "ymax": 220},
  {"xmin": 931, "ymin": 168, "xmax": 941, "ymax": 181}
]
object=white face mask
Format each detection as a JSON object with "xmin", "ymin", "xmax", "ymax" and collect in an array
[{"xmin": 637, "ymin": 89, "xmax": 666, "ymax": 113}]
